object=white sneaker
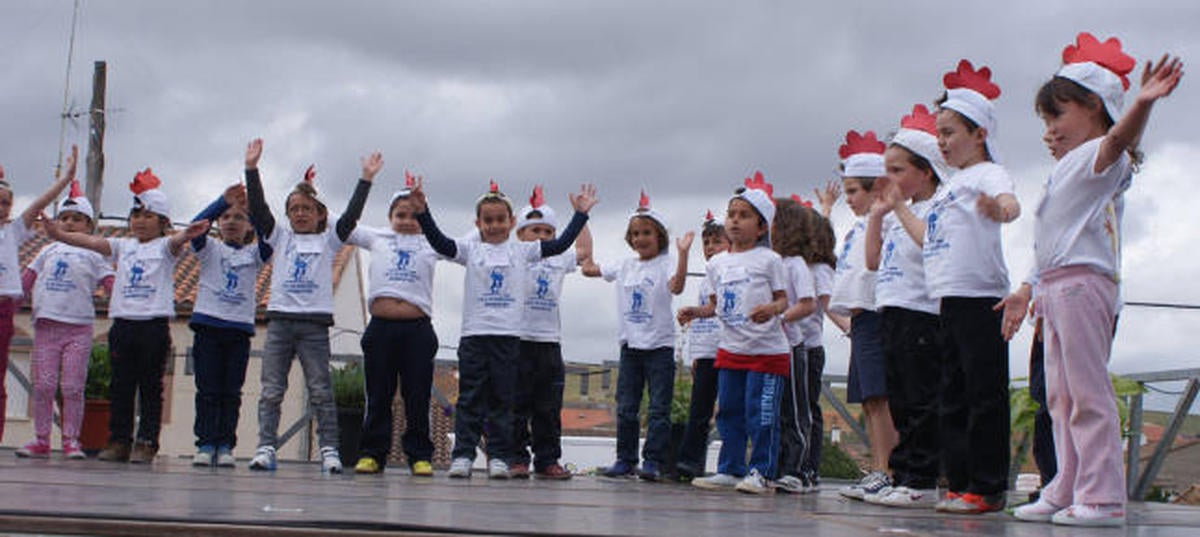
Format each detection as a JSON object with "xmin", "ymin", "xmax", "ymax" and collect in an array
[
  {"xmin": 192, "ymin": 449, "xmax": 214, "ymax": 467},
  {"xmin": 736, "ymin": 469, "xmax": 774, "ymax": 495},
  {"xmin": 1051, "ymin": 504, "xmax": 1125, "ymax": 527},
  {"xmin": 320, "ymin": 446, "xmax": 342, "ymax": 474},
  {"xmin": 839, "ymin": 471, "xmax": 891, "ymax": 501},
  {"xmin": 874, "ymin": 487, "xmax": 938, "ymax": 508},
  {"xmin": 248, "ymin": 446, "xmax": 276, "ymax": 471},
  {"xmin": 863, "ymin": 485, "xmax": 894, "ymax": 504},
  {"xmin": 448, "ymin": 457, "xmax": 473, "ymax": 478},
  {"xmin": 692, "ymin": 473, "xmax": 741, "ymax": 490},
  {"xmin": 775, "ymin": 475, "xmax": 807, "ymax": 494},
  {"xmin": 488, "ymin": 459, "xmax": 510, "ymax": 479},
  {"xmin": 1013, "ymin": 498, "xmax": 1063, "ymax": 522},
  {"xmin": 216, "ymin": 447, "xmax": 236, "ymax": 468}
]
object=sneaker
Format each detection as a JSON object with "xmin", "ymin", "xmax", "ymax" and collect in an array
[
  {"xmin": 15, "ymin": 439, "xmax": 51, "ymax": 459},
  {"xmin": 1012, "ymin": 498, "xmax": 1063, "ymax": 523},
  {"xmin": 839, "ymin": 471, "xmax": 891, "ymax": 501},
  {"xmin": 508, "ymin": 462, "xmax": 531, "ymax": 479},
  {"xmin": 319, "ymin": 446, "xmax": 342, "ymax": 474},
  {"xmin": 735, "ymin": 469, "xmax": 774, "ymax": 495},
  {"xmin": 534, "ymin": 463, "xmax": 572, "ymax": 480},
  {"xmin": 602, "ymin": 460, "xmax": 636, "ymax": 478},
  {"xmin": 448, "ymin": 457, "xmax": 473, "ymax": 478},
  {"xmin": 354, "ymin": 456, "xmax": 381, "ymax": 474},
  {"xmin": 216, "ymin": 446, "xmax": 236, "ymax": 467},
  {"xmin": 775, "ymin": 475, "xmax": 807, "ymax": 494},
  {"xmin": 411, "ymin": 460, "xmax": 434, "ymax": 477},
  {"xmin": 937, "ymin": 492, "xmax": 1005, "ymax": 514},
  {"xmin": 873, "ymin": 487, "xmax": 939, "ymax": 508},
  {"xmin": 129, "ymin": 442, "xmax": 158, "ymax": 464},
  {"xmin": 62, "ymin": 439, "xmax": 87, "ymax": 460},
  {"xmin": 864, "ymin": 485, "xmax": 894, "ymax": 504},
  {"xmin": 1051, "ymin": 504, "xmax": 1125, "ymax": 527},
  {"xmin": 675, "ymin": 461, "xmax": 701, "ymax": 481},
  {"xmin": 692, "ymin": 473, "xmax": 741, "ymax": 490},
  {"xmin": 97, "ymin": 440, "xmax": 131, "ymax": 462},
  {"xmin": 637, "ymin": 460, "xmax": 660, "ymax": 482},
  {"xmin": 248, "ymin": 446, "xmax": 277, "ymax": 471},
  {"xmin": 193, "ymin": 446, "xmax": 215, "ymax": 467},
  {"xmin": 488, "ymin": 458, "xmax": 510, "ymax": 479}
]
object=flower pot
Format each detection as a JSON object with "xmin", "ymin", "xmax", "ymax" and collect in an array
[{"xmin": 81, "ymin": 399, "xmax": 111, "ymax": 455}]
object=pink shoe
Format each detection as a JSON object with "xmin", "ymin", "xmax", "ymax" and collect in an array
[
  {"xmin": 16, "ymin": 439, "xmax": 51, "ymax": 459},
  {"xmin": 62, "ymin": 439, "xmax": 87, "ymax": 460}
]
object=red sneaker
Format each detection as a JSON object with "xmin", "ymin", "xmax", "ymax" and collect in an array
[
  {"xmin": 15, "ymin": 439, "xmax": 51, "ymax": 459},
  {"xmin": 937, "ymin": 492, "xmax": 1005, "ymax": 514}
]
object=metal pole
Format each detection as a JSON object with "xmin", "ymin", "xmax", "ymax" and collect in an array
[
  {"xmin": 85, "ymin": 61, "xmax": 106, "ymax": 215},
  {"xmin": 1125, "ymin": 390, "xmax": 1143, "ymax": 499},
  {"xmin": 1133, "ymin": 378, "xmax": 1199, "ymax": 499}
]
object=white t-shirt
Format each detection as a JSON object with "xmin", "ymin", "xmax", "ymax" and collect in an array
[
  {"xmin": 29, "ymin": 242, "xmax": 113, "ymax": 325},
  {"xmin": 264, "ymin": 223, "xmax": 344, "ymax": 315},
  {"xmin": 350, "ymin": 226, "xmax": 443, "ymax": 317},
  {"xmin": 192, "ymin": 240, "xmax": 266, "ymax": 326},
  {"xmin": 1032, "ymin": 138, "xmax": 1131, "ymax": 280},
  {"xmin": 923, "ymin": 161, "xmax": 1014, "ymax": 299},
  {"xmin": 781, "ymin": 255, "xmax": 816, "ymax": 348},
  {"xmin": 875, "ymin": 200, "xmax": 939, "ymax": 315},
  {"xmin": 0, "ymin": 219, "xmax": 33, "ymax": 298},
  {"xmin": 520, "ymin": 248, "xmax": 577, "ymax": 343},
  {"xmin": 601, "ymin": 254, "xmax": 677, "ymax": 350},
  {"xmin": 799, "ymin": 262, "xmax": 834, "ymax": 348},
  {"xmin": 829, "ymin": 217, "xmax": 876, "ymax": 315},
  {"xmin": 450, "ymin": 237, "xmax": 542, "ymax": 337},
  {"xmin": 705, "ymin": 247, "xmax": 790, "ymax": 356},
  {"xmin": 685, "ymin": 277, "xmax": 721, "ymax": 364},
  {"xmin": 107, "ymin": 237, "xmax": 181, "ymax": 320}
]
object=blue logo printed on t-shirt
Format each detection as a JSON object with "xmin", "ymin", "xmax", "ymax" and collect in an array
[
  {"xmin": 489, "ymin": 268, "xmax": 504, "ymax": 294},
  {"xmin": 395, "ymin": 249, "xmax": 411, "ymax": 271},
  {"xmin": 282, "ymin": 248, "xmax": 320, "ymax": 294},
  {"xmin": 385, "ymin": 247, "xmax": 419, "ymax": 283},
  {"xmin": 478, "ymin": 266, "xmax": 516, "ymax": 309},
  {"xmin": 44, "ymin": 256, "xmax": 79, "ymax": 292},
  {"xmin": 52, "ymin": 260, "xmax": 69, "ymax": 280},
  {"xmin": 121, "ymin": 260, "xmax": 154, "ymax": 300},
  {"xmin": 535, "ymin": 272, "xmax": 550, "ymax": 299}
]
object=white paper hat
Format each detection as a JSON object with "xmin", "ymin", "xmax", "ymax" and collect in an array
[
  {"xmin": 941, "ymin": 59, "xmax": 1003, "ymax": 162},
  {"xmin": 58, "ymin": 180, "xmax": 94, "ymax": 220},
  {"xmin": 1055, "ymin": 32, "xmax": 1136, "ymax": 123},
  {"xmin": 516, "ymin": 185, "xmax": 558, "ymax": 232},
  {"xmin": 734, "ymin": 171, "xmax": 776, "ymax": 225},
  {"xmin": 837, "ymin": 130, "xmax": 886, "ymax": 178},
  {"xmin": 130, "ymin": 168, "xmax": 170, "ymax": 220},
  {"xmin": 891, "ymin": 104, "xmax": 955, "ymax": 184},
  {"xmin": 629, "ymin": 190, "xmax": 669, "ymax": 234}
]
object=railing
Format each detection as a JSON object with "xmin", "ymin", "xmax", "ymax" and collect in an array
[{"xmin": 1123, "ymin": 367, "xmax": 1200, "ymax": 500}]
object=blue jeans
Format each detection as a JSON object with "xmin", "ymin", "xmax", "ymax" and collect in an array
[
  {"xmin": 716, "ymin": 368, "xmax": 784, "ymax": 479},
  {"xmin": 615, "ymin": 346, "xmax": 675, "ymax": 465}
]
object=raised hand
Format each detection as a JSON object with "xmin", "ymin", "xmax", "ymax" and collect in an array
[
  {"xmin": 59, "ymin": 145, "xmax": 79, "ymax": 182},
  {"xmin": 245, "ymin": 139, "xmax": 263, "ymax": 169},
  {"xmin": 676, "ymin": 230, "xmax": 695, "ymax": 252},
  {"xmin": 223, "ymin": 184, "xmax": 248, "ymax": 207},
  {"xmin": 182, "ymin": 219, "xmax": 211, "ymax": 241},
  {"xmin": 869, "ymin": 177, "xmax": 898, "ymax": 217},
  {"xmin": 568, "ymin": 183, "xmax": 598, "ymax": 213},
  {"xmin": 408, "ymin": 176, "xmax": 428, "ymax": 213},
  {"xmin": 361, "ymin": 152, "xmax": 383, "ymax": 182},
  {"xmin": 815, "ymin": 179, "xmax": 841, "ymax": 217},
  {"xmin": 1138, "ymin": 54, "xmax": 1184, "ymax": 103}
]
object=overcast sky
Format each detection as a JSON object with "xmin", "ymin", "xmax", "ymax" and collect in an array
[{"xmin": 2, "ymin": 1, "xmax": 1198, "ymax": 408}]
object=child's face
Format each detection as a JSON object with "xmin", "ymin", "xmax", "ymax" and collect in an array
[
  {"xmin": 841, "ymin": 178, "xmax": 875, "ymax": 217},
  {"xmin": 936, "ymin": 109, "xmax": 987, "ymax": 169},
  {"xmin": 725, "ymin": 198, "xmax": 765, "ymax": 248},
  {"xmin": 217, "ymin": 205, "xmax": 252, "ymax": 245},
  {"xmin": 128, "ymin": 209, "xmax": 165, "ymax": 242},
  {"xmin": 516, "ymin": 223, "xmax": 554, "ymax": 242},
  {"xmin": 701, "ymin": 231, "xmax": 730, "ymax": 260},
  {"xmin": 0, "ymin": 189, "xmax": 12, "ymax": 221},
  {"xmin": 475, "ymin": 201, "xmax": 514, "ymax": 244},
  {"xmin": 286, "ymin": 193, "xmax": 324, "ymax": 234},
  {"xmin": 389, "ymin": 198, "xmax": 420, "ymax": 235},
  {"xmin": 626, "ymin": 217, "xmax": 663, "ymax": 260},
  {"xmin": 884, "ymin": 146, "xmax": 929, "ymax": 199},
  {"xmin": 57, "ymin": 211, "xmax": 92, "ymax": 234},
  {"xmin": 1040, "ymin": 98, "xmax": 1107, "ymax": 161}
]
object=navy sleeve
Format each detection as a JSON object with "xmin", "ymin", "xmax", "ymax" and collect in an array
[
  {"xmin": 335, "ymin": 179, "xmax": 372, "ymax": 242},
  {"xmin": 190, "ymin": 196, "xmax": 229, "ymax": 251},
  {"xmin": 539, "ymin": 211, "xmax": 589, "ymax": 257},
  {"xmin": 415, "ymin": 211, "xmax": 458, "ymax": 258},
  {"xmin": 245, "ymin": 168, "xmax": 276, "ymax": 241}
]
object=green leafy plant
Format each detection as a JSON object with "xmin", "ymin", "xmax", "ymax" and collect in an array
[
  {"xmin": 671, "ymin": 373, "xmax": 692, "ymax": 425},
  {"xmin": 331, "ymin": 362, "xmax": 365, "ymax": 409},
  {"xmin": 85, "ymin": 344, "xmax": 110, "ymax": 401},
  {"xmin": 818, "ymin": 438, "xmax": 862, "ymax": 479}
]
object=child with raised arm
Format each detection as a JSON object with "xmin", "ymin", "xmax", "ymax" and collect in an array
[
  {"xmin": 682, "ymin": 174, "xmax": 789, "ymax": 494},
  {"xmin": 409, "ymin": 178, "xmax": 595, "ymax": 479},
  {"xmin": 188, "ymin": 173, "xmax": 270, "ymax": 467},
  {"xmin": 926, "ymin": 60, "xmax": 1020, "ymax": 514},
  {"xmin": 861, "ymin": 105, "xmax": 953, "ymax": 508},
  {"xmin": 582, "ymin": 191, "xmax": 690, "ymax": 481},
  {"xmin": 46, "ymin": 167, "xmax": 210, "ymax": 463},
  {"xmin": 15, "ymin": 147, "xmax": 113, "ymax": 458},
  {"xmin": 244, "ymin": 139, "xmax": 379, "ymax": 474},
  {"xmin": 674, "ymin": 210, "xmax": 729, "ymax": 481},
  {"xmin": 1006, "ymin": 35, "xmax": 1183, "ymax": 527}
]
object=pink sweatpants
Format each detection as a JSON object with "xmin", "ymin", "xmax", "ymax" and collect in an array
[
  {"xmin": 1037, "ymin": 265, "xmax": 1125, "ymax": 507},
  {"xmin": 30, "ymin": 318, "xmax": 94, "ymax": 443}
]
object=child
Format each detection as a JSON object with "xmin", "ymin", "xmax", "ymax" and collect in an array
[
  {"xmin": 245, "ymin": 139, "xmax": 379, "ymax": 473},
  {"xmin": 188, "ymin": 165, "xmax": 270, "ymax": 467},
  {"xmin": 508, "ymin": 185, "xmax": 592, "ymax": 480},
  {"xmin": 926, "ymin": 60, "xmax": 1020, "ymax": 514},
  {"xmin": 15, "ymin": 147, "xmax": 111, "ymax": 458},
  {"xmin": 1007, "ymin": 35, "xmax": 1182, "ymax": 527},
  {"xmin": 348, "ymin": 171, "xmax": 444, "ymax": 476},
  {"xmin": 828, "ymin": 131, "xmax": 899, "ymax": 502},
  {"xmin": 674, "ymin": 210, "xmax": 729, "ymax": 480},
  {"xmin": 793, "ymin": 206, "xmax": 838, "ymax": 492},
  {"xmin": 583, "ymin": 191, "xmax": 691, "ymax": 481},
  {"xmin": 47, "ymin": 167, "xmax": 210, "ymax": 463},
  {"xmin": 683, "ymin": 173, "xmax": 789, "ymax": 494},
  {"xmin": 772, "ymin": 196, "xmax": 817, "ymax": 493},
  {"xmin": 410, "ymin": 179, "xmax": 595, "ymax": 479},
  {"xmin": 861, "ymin": 104, "xmax": 952, "ymax": 508}
]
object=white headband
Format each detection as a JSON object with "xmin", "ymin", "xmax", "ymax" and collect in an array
[
  {"xmin": 1057, "ymin": 61, "xmax": 1126, "ymax": 123},
  {"xmin": 133, "ymin": 189, "xmax": 171, "ymax": 221},
  {"xmin": 840, "ymin": 153, "xmax": 886, "ymax": 178}
]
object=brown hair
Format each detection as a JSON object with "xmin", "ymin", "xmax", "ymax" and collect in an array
[
  {"xmin": 625, "ymin": 214, "xmax": 669, "ymax": 255},
  {"xmin": 771, "ymin": 197, "xmax": 807, "ymax": 257},
  {"xmin": 888, "ymin": 143, "xmax": 942, "ymax": 184},
  {"xmin": 286, "ymin": 182, "xmax": 328, "ymax": 232},
  {"xmin": 701, "ymin": 219, "xmax": 726, "ymax": 241},
  {"xmin": 1036, "ymin": 76, "xmax": 1142, "ymax": 168},
  {"xmin": 803, "ymin": 207, "xmax": 837, "ymax": 267},
  {"xmin": 475, "ymin": 196, "xmax": 513, "ymax": 217}
]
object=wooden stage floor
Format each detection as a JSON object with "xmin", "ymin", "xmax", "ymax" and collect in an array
[{"xmin": 1, "ymin": 449, "xmax": 1198, "ymax": 536}]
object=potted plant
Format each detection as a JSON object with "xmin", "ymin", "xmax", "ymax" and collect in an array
[
  {"xmin": 331, "ymin": 361, "xmax": 366, "ymax": 464},
  {"xmin": 80, "ymin": 343, "xmax": 111, "ymax": 454}
]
